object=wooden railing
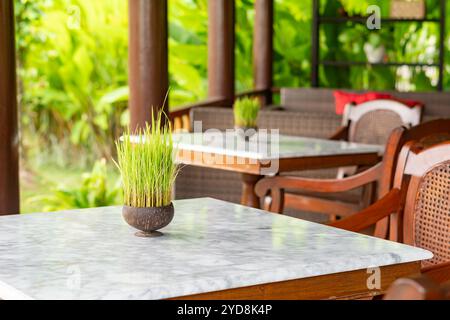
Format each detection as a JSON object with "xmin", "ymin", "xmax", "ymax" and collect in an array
[
  {"xmin": 169, "ymin": 88, "xmax": 279, "ymax": 132},
  {"xmin": 169, "ymin": 98, "xmax": 229, "ymax": 132}
]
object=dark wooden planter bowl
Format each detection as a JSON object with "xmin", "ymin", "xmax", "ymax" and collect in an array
[{"xmin": 122, "ymin": 203, "xmax": 174, "ymax": 237}]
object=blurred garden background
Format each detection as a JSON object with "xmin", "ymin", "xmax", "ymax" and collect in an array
[{"xmin": 15, "ymin": 0, "xmax": 450, "ymax": 213}]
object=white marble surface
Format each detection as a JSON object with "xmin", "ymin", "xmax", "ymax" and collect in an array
[
  {"xmin": 171, "ymin": 132, "xmax": 384, "ymax": 160},
  {"xmin": 0, "ymin": 198, "xmax": 431, "ymax": 300}
]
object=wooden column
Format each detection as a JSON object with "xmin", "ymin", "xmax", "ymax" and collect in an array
[
  {"xmin": 311, "ymin": 0, "xmax": 320, "ymax": 87},
  {"xmin": 0, "ymin": 0, "xmax": 20, "ymax": 215},
  {"xmin": 208, "ymin": 0, "xmax": 235, "ymax": 103},
  {"xmin": 253, "ymin": 0, "xmax": 273, "ymax": 106},
  {"xmin": 128, "ymin": 0, "xmax": 168, "ymax": 130}
]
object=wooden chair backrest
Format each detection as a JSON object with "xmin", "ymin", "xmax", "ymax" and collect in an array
[
  {"xmin": 343, "ymin": 100, "xmax": 422, "ymax": 145},
  {"xmin": 370, "ymin": 120, "xmax": 450, "ymax": 238},
  {"xmin": 391, "ymin": 141, "xmax": 450, "ymax": 267},
  {"xmin": 378, "ymin": 119, "xmax": 450, "ymax": 198}
]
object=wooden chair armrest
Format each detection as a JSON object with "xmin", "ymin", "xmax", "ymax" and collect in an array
[
  {"xmin": 422, "ymin": 261, "xmax": 450, "ymax": 284},
  {"xmin": 255, "ymin": 163, "xmax": 382, "ymax": 198},
  {"xmin": 329, "ymin": 189, "xmax": 401, "ymax": 232},
  {"xmin": 383, "ymin": 275, "xmax": 448, "ymax": 300},
  {"xmin": 329, "ymin": 126, "xmax": 349, "ymax": 141}
]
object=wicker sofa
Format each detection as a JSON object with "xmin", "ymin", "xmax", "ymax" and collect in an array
[
  {"xmin": 280, "ymin": 88, "xmax": 450, "ymax": 121},
  {"xmin": 175, "ymin": 88, "xmax": 450, "ymax": 220}
]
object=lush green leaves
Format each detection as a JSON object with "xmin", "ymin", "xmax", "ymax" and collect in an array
[
  {"xmin": 233, "ymin": 97, "xmax": 261, "ymax": 128},
  {"xmin": 27, "ymin": 159, "xmax": 121, "ymax": 212}
]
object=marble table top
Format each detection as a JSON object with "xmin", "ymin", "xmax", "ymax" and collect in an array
[
  {"xmin": 0, "ymin": 198, "xmax": 432, "ymax": 300},
  {"xmin": 171, "ymin": 133, "xmax": 383, "ymax": 161}
]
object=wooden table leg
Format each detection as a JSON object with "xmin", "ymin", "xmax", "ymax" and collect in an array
[{"xmin": 241, "ymin": 173, "xmax": 262, "ymax": 209}]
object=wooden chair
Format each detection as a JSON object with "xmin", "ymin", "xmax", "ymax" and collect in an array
[
  {"xmin": 383, "ymin": 259, "xmax": 450, "ymax": 300},
  {"xmin": 384, "ymin": 275, "xmax": 450, "ymax": 300},
  {"xmin": 331, "ymin": 141, "xmax": 450, "ymax": 280},
  {"xmin": 273, "ymin": 100, "xmax": 423, "ymax": 223},
  {"xmin": 255, "ymin": 119, "xmax": 450, "ymax": 239},
  {"xmin": 331, "ymin": 100, "xmax": 422, "ymax": 180}
]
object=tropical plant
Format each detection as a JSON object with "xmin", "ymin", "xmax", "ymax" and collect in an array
[
  {"xmin": 16, "ymin": 0, "xmax": 129, "ymax": 165},
  {"xmin": 115, "ymin": 112, "xmax": 178, "ymax": 208},
  {"xmin": 233, "ymin": 97, "xmax": 261, "ymax": 128},
  {"xmin": 27, "ymin": 159, "xmax": 121, "ymax": 212}
]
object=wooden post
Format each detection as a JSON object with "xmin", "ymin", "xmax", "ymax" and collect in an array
[
  {"xmin": 311, "ymin": 0, "xmax": 320, "ymax": 87},
  {"xmin": 128, "ymin": 0, "xmax": 168, "ymax": 130},
  {"xmin": 253, "ymin": 0, "xmax": 273, "ymax": 106},
  {"xmin": 208, "ymin": 0, "xmax": 235, "ymax": 104},
  {"xmin": 0, "ymin": 0, "xmax": 20, "ymax": 215}
]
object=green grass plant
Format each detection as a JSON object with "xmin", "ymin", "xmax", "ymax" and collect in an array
[
  {"xmin": 233, "ymin": 97, "xmax": 261, "ymax": 128},
  {"xmin": 115, "ymin": 112, "xmax": 178, "ymax": 208}
]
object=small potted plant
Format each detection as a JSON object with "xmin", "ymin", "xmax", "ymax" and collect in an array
[
  {"xmin": 233, "ymin": 97, "xmax": 261, "ymax": 140},
  {"xmin": 115, "ymin": 112, "xmax": 178, "ymax": 238}
]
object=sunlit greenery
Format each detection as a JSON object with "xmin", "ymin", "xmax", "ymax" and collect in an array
[
  {"xmin": 26, "ymin": 159, "xmax": 121, "ymax": 212},
  {"xmin": 14, "ymin": 0, "xmax": 450, "ymax": 212},
  {"xmin": 234, "ymin": 97, "xmax": 261, "ymax": 128}
]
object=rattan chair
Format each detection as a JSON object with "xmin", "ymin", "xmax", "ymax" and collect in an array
[
  {"xmin": 328, "ymin": 141, "xmax": 450, "ymax": 280},
  {"xmin": 255, "ymin": 119, "xmax": 450, "ymax": 239},
  {"xmin": 276, "ymin": 100, "xmax": 423, "ymax": 222}
]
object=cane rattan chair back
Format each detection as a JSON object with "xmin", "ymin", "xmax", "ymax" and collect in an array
[
  {"xmin": 390, "ymin": 141, "xmax": 450, "ymax": 268},
  {"xmin": 343, "ymin": 100, "xmax": 422, "ymax": 145},
  {"xmin": 328, "ymin": 141, "xmax": 450, "ymax": 276}
]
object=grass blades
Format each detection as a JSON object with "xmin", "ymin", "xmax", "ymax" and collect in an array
[
  {"xmin": 233, "ymin": 97, "xmax": 261, "ymax": 128},
  {"xmin": 115, "ymin": 112, "xmax": 178, "ymax": 208}
]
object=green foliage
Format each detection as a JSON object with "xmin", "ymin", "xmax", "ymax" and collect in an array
[
  {"xmin": 233, "ymin": 97, "xmax": 261, "ymax": 128},
  {"xmin": 116, "ymin": 112, "xmax": 178, "ymax": 208},
  {"xmin": 27, "ymin": 159, "xmax": 121, "ymax": 212},
  {"xmin": 235, "ymin": 0, "xmax": 255, "ymax": 92},
  {"xmin": 16, "ymin": 0, "xmax": 129, "ymax": 164},
  {"xmin": 274, "ymin": 0, "xmax": 313, "ymax": 88},
  {"xmin": 169, "ymin": 0, "xmax": 208, "ymax": 106}
]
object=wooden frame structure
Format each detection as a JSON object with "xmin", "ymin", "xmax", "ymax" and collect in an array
[
  {"xmin": 0, "ymin": 0, "xmax": 19, "ymax": 216},
  {"xmin": 128, "ymin": 0, "xmax": 169, "ymax": 131}
]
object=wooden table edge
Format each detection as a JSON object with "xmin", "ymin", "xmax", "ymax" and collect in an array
[
  {"xmin": 177, "ymin": 150, "xmax": 381, "ymax": 176},
  {"xmin": 169, "ymin": 262, "xmax": 420, "ymax": 300}
]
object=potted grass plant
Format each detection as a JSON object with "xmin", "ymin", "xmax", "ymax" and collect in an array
[
  {"xmin": 233, "ymin": 97, "xmax": 261, "ymax": 140},
  {"xmin": 115, "ymin": 112, "xmax": 178, "ymax": 238}
]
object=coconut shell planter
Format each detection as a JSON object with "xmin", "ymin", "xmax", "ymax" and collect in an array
[
  {"xmin": 116, "ymin": 111, "xmax": 178, "ymax": 238},
  {"xmin": 122, "ymin": 203, "xmax": 174, "ymax": 238}
]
